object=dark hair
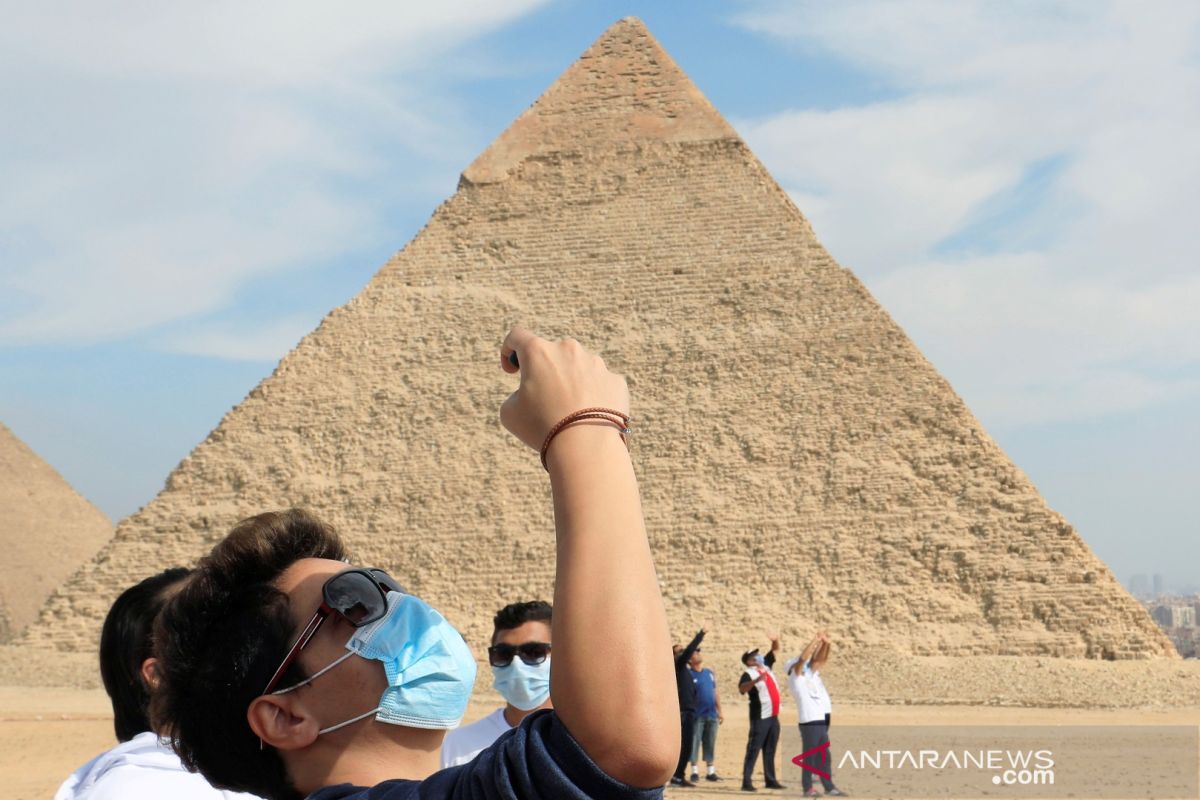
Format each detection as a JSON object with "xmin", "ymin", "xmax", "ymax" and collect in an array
[
  {"xmin": 152, "ymin": 509, "xmax": 347, "ymax": 800},
  {"xmin": 492, "ymin": 600, "xmax": 552, "ymax": 643},
  {"xmin": 100, "ymin": 567, "xmax": 192, "ymax": 742}
]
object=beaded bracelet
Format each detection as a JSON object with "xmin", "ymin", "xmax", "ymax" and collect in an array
[{"xmin": 540, "ymin": 407, "xmax": 632, "ymax": 471}]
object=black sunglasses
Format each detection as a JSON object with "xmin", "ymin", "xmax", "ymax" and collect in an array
[
  {"xmin": 488, "ymin": 641, "xmax": 552, "ymax": 667},
  {"xmin": 262, "ymin": 567, "xmax": 404, "ymax": 695}
]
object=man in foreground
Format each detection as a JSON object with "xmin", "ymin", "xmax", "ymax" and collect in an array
[
  {"xmin": 153, "ymin": 329, "xmax": 679, "ymax": 799},
  {"xmin": 441, "ymin": 601, "xmax": 554, "ymax": 768}
]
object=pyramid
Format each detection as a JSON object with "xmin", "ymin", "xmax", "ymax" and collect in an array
[
  {"xmin": 26, "ymin": 18, "xmax": 1172, "ymax": 663},
  {"xmin": 0, "ymin": 422, "xmax": 113, "ymax": 642}
]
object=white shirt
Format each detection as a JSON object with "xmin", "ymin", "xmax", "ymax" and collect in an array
[
  {"xmin": 440, "ymin": 708, "xmax": 513, "ymax": 768},
  {"xmin": 55, "ymin": 731, "xmax": 261, "ymax": 800},
  {"xmin": 784, "ymin": 657, "xmax": 832, "ymax": 723}
]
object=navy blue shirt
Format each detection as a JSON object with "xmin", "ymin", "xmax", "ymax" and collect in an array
[{"xmin": 307, "ymin": 710, "xmax": 663, "ymax": 800}]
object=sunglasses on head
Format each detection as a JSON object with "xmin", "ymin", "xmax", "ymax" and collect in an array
[
  {"xmin": 488, "ymin": 641, "xmax": 552, "ymax": 667},
  {"xmin": 261, "ymin": 567, "xmax": 404, "ymax": 695}
]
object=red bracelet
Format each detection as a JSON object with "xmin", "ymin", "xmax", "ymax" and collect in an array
[{"xmin": 540, "ymin": 407, "xmax": 631, "ymax": 471}]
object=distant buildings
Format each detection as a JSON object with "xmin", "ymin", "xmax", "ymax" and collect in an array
[
  {"xmin": 1169, "ymin": 628, "xmax": 1198, "ymax": 659},
  {"xmin": 1151, "ymin": 605, "xmax": 1195, "ymax": 628},
  {"xmin": 1143, "ymin": 595, "xmax": 1200, "ymax": 659}
]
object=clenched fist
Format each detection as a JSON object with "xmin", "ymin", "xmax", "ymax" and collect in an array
[{"xmin": 498, "ymin": 327, "xmax": 630, "ymax": 452}]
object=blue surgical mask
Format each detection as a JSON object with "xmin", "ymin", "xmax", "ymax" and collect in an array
[
  {"xmin": 273, "ymin": 591, "xmax": 476, "ymax": 734},
  {"xmin": 492, "ymin": 657, "xmax": 551, "ymax": 711}
]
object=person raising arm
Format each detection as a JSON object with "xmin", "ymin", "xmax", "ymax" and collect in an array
[
  {"xmin": 150, "ymin": 328, "xmax": 678, "ymax": 800},
  {"xmin": 787, "ymin": 633, "xmax": 823, "ymax": 677},
  {"xmin": 498, "ymin": 327, "xmax": 679, "ymax": 785}
]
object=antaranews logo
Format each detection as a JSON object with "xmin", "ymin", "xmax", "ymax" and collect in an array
[
  {"xmin": 795, "ymin": 746, "xmax": 1056, "ymax": 788},
  {"xmin": 789, "ymin": 724, "xmax": 1199, "ymax": 799}
]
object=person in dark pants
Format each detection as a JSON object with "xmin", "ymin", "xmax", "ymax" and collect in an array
[
  {"xmin": 670, "ymin": 626, "xmax": 707, "ymax": 787},
  {"xmin": 785, "ymin": 631, "xmax": 844, "ymax": 796},
  {"xmin": 738, "ymin": 633, "xmax": 786, "ymax": 792}
]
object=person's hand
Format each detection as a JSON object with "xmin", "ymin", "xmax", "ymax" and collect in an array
[
  {"xmin": 699, "ymin": 620, "xmax": 710, "ymax": 633},
  {"xmin": 766, "ymin": 630, "xmax": 780, "ymax": 647},
  {"xmin": 499, "ymin": 327, "xmax": 630, "ymax": 452},
  {"xmin": 718, "ymin": 713, "xmax": 724, "ymax": 725}
]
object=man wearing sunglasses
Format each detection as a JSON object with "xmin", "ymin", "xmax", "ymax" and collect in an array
[
  {"xmin": 151, "ymin": 329, "xmax": 680, "ymax": 800},
  {"xmin": 442, "ymin": 600, "xmax": 554, "ymax": 768}
]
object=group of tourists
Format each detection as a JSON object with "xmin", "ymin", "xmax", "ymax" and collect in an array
[
  {"xmin": 50, "ymin": 330, "xmax": 844, "ymax": 800},
  {"xmin": 669, "ymin": 628, "xmax": 844, "ymax": 795}
]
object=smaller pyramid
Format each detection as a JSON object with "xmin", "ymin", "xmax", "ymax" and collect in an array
[{"xmin": 0, "ymin": 422, "xmax": 113, "ymax": 642}]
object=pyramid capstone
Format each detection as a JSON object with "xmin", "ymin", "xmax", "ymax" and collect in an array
[{"xmin": 25, "ymin": 18, "xmax": 1173, "ymax": 668}]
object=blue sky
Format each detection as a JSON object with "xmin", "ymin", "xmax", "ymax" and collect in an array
[{"xmin": 2, "ymin": 1, "xmax": 1197, "ymax": 591}]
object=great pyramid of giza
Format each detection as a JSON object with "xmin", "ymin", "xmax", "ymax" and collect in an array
[
  {"xmin": 0, "ymin": 422, "xmax": 113, "ymax": 643},
  {"xmin": 24, "ymin": 18, "xmax": 1172, "ymax": 665}
]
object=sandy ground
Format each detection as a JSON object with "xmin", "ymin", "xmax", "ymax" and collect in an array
[{"xmin": 7, "ymin": 686, "xmax": 1197, "ymax": 800}]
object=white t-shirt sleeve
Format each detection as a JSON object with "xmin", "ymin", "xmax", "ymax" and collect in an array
[{"xmin": 440, "ymin": 708, "xmax": 513, "ymax": 768}]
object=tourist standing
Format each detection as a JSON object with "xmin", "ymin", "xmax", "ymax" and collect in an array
[
  {"xmin": 785, "ymin": 631, "xmax": 844, "ymax": 796},
  {"xmin": 671, "ymin": 626, "xmax": 707, "ymax": 787},
  {"xmin": 738, "ymin": 633, "xmax": 786, "ymax": 792},
  {"xmin": 441, "ymin": 600, "xmax": 553, "ymax": 768},
  {"xmin": 56, "ymin": 568, "xmax": 261, "ymax": 800},
  {"xmin": 687, "ymin": 648, "xmax": 723, "ymax": 782}
]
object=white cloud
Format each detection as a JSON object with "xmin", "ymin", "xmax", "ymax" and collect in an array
[
  {"xmin": 733, "ymin": 0, "xmax": 1200, "ymax": 427},
  {"xmin": 0, "ymin": 0, "xmax": 547, "ymax": 347}
]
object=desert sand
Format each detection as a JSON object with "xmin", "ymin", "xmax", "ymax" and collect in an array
[{"xmin": 8, "ymin": 685, "xmax": 1196, "ymax": 800}]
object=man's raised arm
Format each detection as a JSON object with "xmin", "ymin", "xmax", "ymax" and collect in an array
[
  {"xmin": 790, "ymin": 633, "xmax": 823, "ymax": 675},
  {"xmin": 499, "ymin": 328, "xmax": 678, "ymax": 788},
  {"xmin": 677, "ymin": 627, "xmax": 706, "ymax": 667},
  {"xmin": 811, "ymin": 633, "xmax": 832, "ymax": 672}
]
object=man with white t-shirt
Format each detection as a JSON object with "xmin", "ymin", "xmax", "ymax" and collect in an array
[
  {"xmin": 785, "ymin": 631, "xmax": 844, "ymax": 797},
  {"xmin": 440, "ymin": 600, "xmax": 553, "ymax": 768}
]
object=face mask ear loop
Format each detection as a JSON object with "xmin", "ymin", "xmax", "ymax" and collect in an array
[
  {"xmin": 270, "ymin": 650, "xmax": 355, "ymax": 696},
  {"xmin": 317, "ymin": 705, "xmax": 383, "ymax": 735},
  {"xmin": 257, "ymin": 649, "xmax": 362, "ymax": 749}
]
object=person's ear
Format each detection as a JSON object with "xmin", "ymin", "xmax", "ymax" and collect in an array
[
  {"xmin": 248, "ymin": 694, "xmax": 320, "ymax": 751},
  {"xmin": 140, "ymin": 657, "xmax": 159, "ymax": 691}
]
